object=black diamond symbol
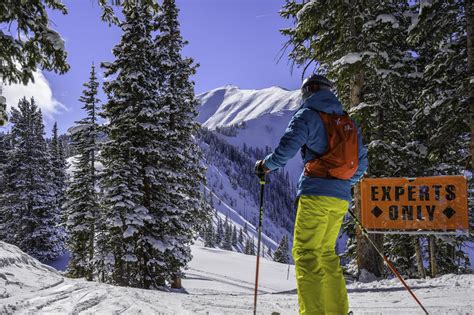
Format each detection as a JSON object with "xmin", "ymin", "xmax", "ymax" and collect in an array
[
  {"xmin": 443, "ymin": 207, "xmax": 456, "ymax": 219},
  {"xmin": 372, "ymin": 206, "xmax": 383, "ymax": 218}
]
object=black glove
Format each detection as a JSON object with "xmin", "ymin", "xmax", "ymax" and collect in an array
[{"xmin": 254, "ymin": 160, "xmax": 268, "ymax": 178}]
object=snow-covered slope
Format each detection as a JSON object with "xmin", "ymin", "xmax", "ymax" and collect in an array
[
  {"xmin": 197, "ymin": 85, "xmax": 304, "ymax": 182},
  {"xmin": 196, "ymin": 85, "xmax": 303, "ymax": 256},
  {"xmin": 0, "ymin": 241, "xmax": 63, "ymax": 301},
  {"xmin": 1, "ymin": 240, "xmax": 473, "ymax": 314},
  {"xmin": 199, "ymin": 129, "xmax": 296, "ymax": 256}
]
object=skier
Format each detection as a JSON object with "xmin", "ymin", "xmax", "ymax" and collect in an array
[{"xmin": 255, "ymin": 74, "xmax": 368, "ymax": 315}]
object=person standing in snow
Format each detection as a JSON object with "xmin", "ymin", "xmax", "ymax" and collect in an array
[{"xmin": 255, "ymin": 74, "xmax": 368, "ymax": 315}]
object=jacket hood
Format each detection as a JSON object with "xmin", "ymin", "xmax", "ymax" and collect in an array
[{"xmin": 301, "ymin": 90, "xmax": 344, "ymax": 115}]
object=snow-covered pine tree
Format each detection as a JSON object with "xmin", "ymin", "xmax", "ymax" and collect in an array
[
  {"xmin": 223, "ymin": 219, "xmax": 232, "ymax": 250},
  {"xmin": 49, "ymin": 122, "xmax": 67, "ymax": 226},
  {"xmin": 244, "ymin": 238, "xmax": 252, "ymax": 255},
  {"xmin": 0, "ymin": 97, "xmax": 64, "ymax": 261},
  {"xmin": 0, "ymin": 0, "xmax": 160, "ymax": 85},
  {"xmin": 408, "ymin": 0, "xmax": 472, "ymax": 275},
  {"xmin": 0, "ymin": 0, "xmax": 68, "ymax": 85},
  {"xmin": 154, "ymin": 0, "xmax": 209, "ymax": 283},
  {"xmin": 65, "ymin": 64, "xmax": 101, "ymax": 280},
  {"xmin": 249, "ymin": 238, "xmax": 256, "ymax": 255},
  {"xmin": 204, "ymin": 222, "xmax": 215, "ymax": 248},
  {"xmin": 231, "ymin": 225, "xmax": 238, "ymax": 247},
  {"xmin": 0, "ymin": 132, "xmax": 10, "ymax": 192},
  {"xmin": 238, "ymin": 227, "xmax": 243, "ymax": 244},
  {"xmin": 273, "ymin": 235, "xmax": 290, "ymax": 264},
  {"xmin": 216, "ymin": 217, "xmax": 224, "ymax": 246},
  {"xmin": 281, "ymin": 0, "xmax": 419, "ymax": 278},
  {"xmin": 100, "ymin": 5, "xmax": 168, "ymax": 288}
]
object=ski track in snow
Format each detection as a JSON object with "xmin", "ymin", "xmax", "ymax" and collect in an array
[{"xmin": 1, "ymin": 241, "xmax": 473, "ymax": 314}]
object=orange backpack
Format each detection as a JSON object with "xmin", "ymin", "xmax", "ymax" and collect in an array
[{"xmin": 304, "ymin": 111, "xmax": 359, "ymax": 180}]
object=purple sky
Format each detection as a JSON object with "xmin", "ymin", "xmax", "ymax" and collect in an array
[{"xmin": 44, "ymin": 0, "xmax": 303, "ymax": 133}]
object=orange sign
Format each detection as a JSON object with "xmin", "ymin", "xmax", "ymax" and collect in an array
[{"xmin": 360, "ymin": 176, "xmax": 468, "ymax": 234}]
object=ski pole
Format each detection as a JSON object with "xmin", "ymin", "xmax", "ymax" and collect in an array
[
  {"xmin": 253, "ymin": 174, "xmax": 265, "ymax": 315},
  {"xmin": 347, "ymin": 208, "xmax": 429, "ymax": 315}
]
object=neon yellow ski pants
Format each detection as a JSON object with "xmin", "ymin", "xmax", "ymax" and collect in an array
[{"xmin": 293, "ymin": 195, "xmax": 349, "ymax": 315}]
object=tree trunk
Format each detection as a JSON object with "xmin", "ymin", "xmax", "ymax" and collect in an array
[
  {"xmin": 86, "ymin": 231, "xmax": 94, "ymax": 281},
  {"xmin": 414, "ymin": 236, "xmax": 426, "ymax": 279},
  {"xmin": 171, "ymin": 275, "xmax": 182, "ymax": 289},
  {"xmin": 354, "ymin": 184, "xmax": 384, "ymax": 279},
  {"xmin": 429, "ymin": 235, "xmax": 437, "ymax": 277},
  {"xmin": 350, "ymin": 71, "xmax": 384, "ymax": 279},
  {"xmin": 467, "ymin": 0, "xmax": 474, "ymax": 170}
]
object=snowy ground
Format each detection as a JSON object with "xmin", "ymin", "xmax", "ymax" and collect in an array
[{"xmin": 1, "ymin": 241, "xmax": 473, "ymax": 314}]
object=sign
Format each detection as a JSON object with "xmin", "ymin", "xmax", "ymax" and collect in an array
[{"xmin": 360, "ymin": 176, "xmax": 468, "ymax": 234}]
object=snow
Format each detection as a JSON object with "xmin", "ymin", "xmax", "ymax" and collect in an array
[
  {"xmin": 1, "ymin": 240, "xmax": 473, "ymax": 314},
  {"xmin": 333, "ymin": 52, "xmax": 382, "ymax": 67},
  {"xmin": 44, "ymin": 29, "xmax": 66, "ymax": 51},
  {"xmin": 376, "ymin": 14, "xmax": 399, "ymax": 28},
  {"xmin": 407, "ymin": 11, "xmax": 419, "ymax": 33},
  {"xmin": 296, "ymin": 0, "xmax": 316, "ymax": 22},
  {"xmin": 334, "ymin": 52, "xmax": 364, "ymax": 66},
  {"xmin": 349, "ymin": 102, "xmax": 374, "ymax": 113}
]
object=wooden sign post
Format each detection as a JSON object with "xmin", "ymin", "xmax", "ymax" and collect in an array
[{"xmin": 360, "ymin": 176, "xmax": 469, "ymax": 234}]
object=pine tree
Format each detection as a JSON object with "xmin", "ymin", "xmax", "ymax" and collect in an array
[
  {"xmin": 0, "ymin": 0, "xmax": 160, "ymax": 85},
  {"xmin": 0, "ymin": 132, "xmax": 11, "ymax": 192},
  {"xmin": 408, "ymin": 0, "xmax": 472, "ymax": 275},
  {"xmin": 50, "ymin": 122, "xmax": 67, "ymax": 210},
  {"xmin": 249, "ymin": 238, "xmax": 256, "ymax": 255},
  {"xmin": 209, "ymin": 191, "xmax": 214, "ymax": 208},
  {"xmin": 65, "ymin": 64, "xmax": 101, "ymax": 280},
  {"xmin": 273, "ymin": 235, "xmax": 290, "ymax": 264},
  {"xmin": 238, "ymin": 227, "xmax": 244, "ymax": 244},
  {"xmin": 231, "ymin": 225, "xmax": 238, "ymax": 247},
  {"xmin": 204, "ymin": 222, "xmax": 215, "ymax": 248},
  {"xmin": 155, "ymin": 0, "xmax": 209, "ymax": 285},
  {"xmin": 223, "ymin": 220, "xmax": 232, "ymax": 250},
  {"xmin": 216, "ymin": 218, "xmax": 224, "ymax": 246},
  {"xmin": 100, "ymin": 5, "xmax": 167, "ymax": 288},
  {"xmin": 244, "ymin": 238, "xmax": 252, "ymax": 255},
  {"xmin": 0, "ymin": 98, "xmax": 64, "ymax": 261}
]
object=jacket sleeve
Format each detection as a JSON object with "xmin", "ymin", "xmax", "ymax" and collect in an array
[
  {"xmin": 349, "ymin": 123, "xmax": 368, "ymax": 185},
  {"xmin": 263, "ymin": 109, "xmax": 309, "ymax": 171}
]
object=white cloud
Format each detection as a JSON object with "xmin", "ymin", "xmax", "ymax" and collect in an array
[{"xmin": 3, "ymin": 70, "xmax": 65, "ymax": 118}]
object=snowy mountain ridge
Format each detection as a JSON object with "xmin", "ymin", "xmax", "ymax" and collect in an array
[
  {"xmin": 197, "ymin": 85, "xmax": 304, "ymax": 183},
  {"xmin": 197, "ymin": 85, "xmax": 301, "ymax": 130}
]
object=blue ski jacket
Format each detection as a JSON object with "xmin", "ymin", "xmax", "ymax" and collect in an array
[{"xmin": 263, "ymin": 90, "xmax": 368, "ymax": 201}]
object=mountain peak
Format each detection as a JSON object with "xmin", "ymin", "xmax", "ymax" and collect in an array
[{"xmin": 197, "ymin": 85, "xmax": 300, "ymax": 130}]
